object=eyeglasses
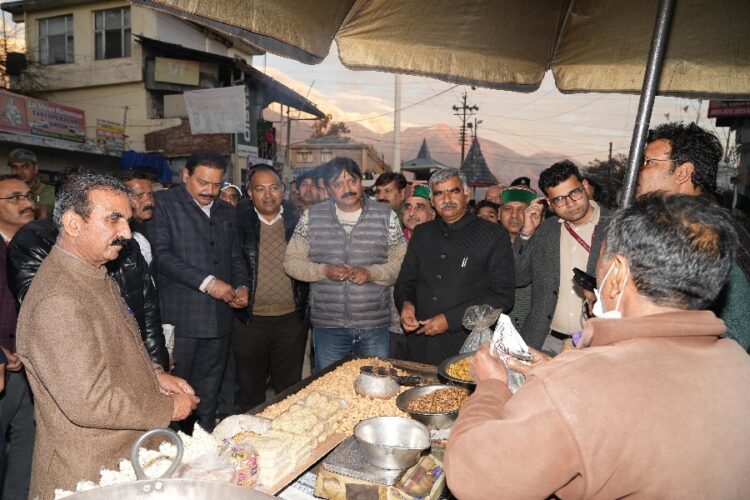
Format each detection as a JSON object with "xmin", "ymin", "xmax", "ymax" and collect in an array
[
  {"xmin": 642, "ymin": 157, "xmax": 677, "ymax": 169},
  {"xmin": 0, "ymin": 193, "xmax": 39, "ymax": 203},
  {"xmin": 549, "ymin": 187, "xmax": 584, "ymax": 208}
]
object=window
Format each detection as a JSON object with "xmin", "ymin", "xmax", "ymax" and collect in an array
[
  {"xmin": 39, "ymin": 15, "xmax": 74, "ymax": 65},
  {"xmin": 95, "ymin": 7, "xmax": 131, "ymax": 60},
  {"xmin": 320, "ymin": 151, "xmax": 332, "ymax": 162},
  {"xmin": 297, "ymin": 152, "xmax": 312, "ymax": 163}
]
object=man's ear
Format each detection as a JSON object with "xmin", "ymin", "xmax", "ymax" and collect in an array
[
  {"xmin": 182, "ymin": 168, "xmax": 190, "ymax": 184},
  {"xmin": 606, "ymin": 254, "xmax": 630, "ymax": 298},
  {"xmin": 61, "ymin": 211, "xmax": 82, "ymax": 238},
  {"xmin": 673, "ymin": 161, "xmax": 695, "ymax": 187}
]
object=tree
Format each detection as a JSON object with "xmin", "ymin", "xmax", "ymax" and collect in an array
[
  {"xmin": 311, "ymin": 114, "xmax": 332, "ymax": 138},
  {"xmin": 582, "ymin": 153, "xmax": 628, "ymax": 208},
  {"xmin": 326, "ymin": 121, "xmax": 350, "ymax": 138},
  {"xmin": 310, "ymin": 114, "xmax": 350, "ymax": 139}
]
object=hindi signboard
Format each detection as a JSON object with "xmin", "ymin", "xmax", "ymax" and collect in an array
[
  {"xmin": 0, "ymin": 90, "xmax": 87, "ymax": 143},
  {"xmin": 96, "ymin": 119, "xmax": 125, "ymax": 152}
]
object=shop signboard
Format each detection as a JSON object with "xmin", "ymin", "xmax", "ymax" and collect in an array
[
  {"xmin": 0, "ymin": 90, "xmax": 87, "ymax": 143},
  {"xmin": 708, "ymin": 100, "xmax": 750, "ymax": 119},
  {"xmin": 96, "ymin": 119, "xmax": 126, "ymax": 152}
]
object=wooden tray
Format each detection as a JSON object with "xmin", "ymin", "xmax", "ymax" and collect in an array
[{"xmin": 256, "ymin": 432, "xmax": 348, "ymax": 495}]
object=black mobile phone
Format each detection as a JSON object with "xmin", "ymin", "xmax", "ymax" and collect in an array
[{"xmin": 573, "ymin": 267, "xmax": 597, "ymax": 292}]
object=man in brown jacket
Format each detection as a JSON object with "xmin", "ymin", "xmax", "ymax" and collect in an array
[
  {"xmin": 16, "ymin": 174, "xmax": 199, "ymax": 499},
  {"xmin": 445, "ymin": 194, "xmax": 750, "ymax": 499}
]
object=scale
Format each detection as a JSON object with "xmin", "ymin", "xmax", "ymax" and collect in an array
[{"xmin": 321, "ymin": 436, "xmax": 404, "ymax": 485}]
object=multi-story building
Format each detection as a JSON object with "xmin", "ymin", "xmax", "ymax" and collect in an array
[
  {"xmin": 290, "ymin": 136, "xmax": 389, "ymax": 179},
  {"xmin": 1, "ymin": 0, "xmax": 322, "ymax": 183}
]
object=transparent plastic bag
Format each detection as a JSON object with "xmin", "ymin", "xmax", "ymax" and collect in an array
[
  {"xmin": 220, "ymin": 438, "xmax": 260, "ymax": 488},
  {"xmin": 175, "ymin": 452, "xmax": 236, "ymax": 483},
  {"xmin": 459, "ymin": 305, "xmax": 502, "ymax": 354},
  {"xmin": 489, "ymin": 314, "xmax": 532, "ymax": 393}
]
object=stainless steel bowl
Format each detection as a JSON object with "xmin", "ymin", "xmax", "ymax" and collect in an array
[
  {"xmin": 396, "ymin": 384, "xmax": 467, "ymax": 430},
  {"xmin": 354, "ymin": 416, "xmax": 430, "ymax": 470}
]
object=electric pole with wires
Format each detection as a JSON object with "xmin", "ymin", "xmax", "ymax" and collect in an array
[{"xmin": 452, "ymin": 90, "xmax": 479, "ymax": 165}]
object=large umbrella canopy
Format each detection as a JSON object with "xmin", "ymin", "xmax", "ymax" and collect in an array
[{"xmin": 132, "ymin": 0, "xmax": 750, "ymax": 98}]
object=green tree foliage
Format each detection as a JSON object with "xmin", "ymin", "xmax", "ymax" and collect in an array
[
  {"xmin": 311, "ymin": 114, "xmax": 350, "ymax": 139},
  {"xmin": 582, "ymin": 153, "xmax": 628, "ymax": 208}
]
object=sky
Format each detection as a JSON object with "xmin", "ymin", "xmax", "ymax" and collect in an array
[{"xmin": 254, "ymin": 46, "xmax": 728, "ymax": 164}]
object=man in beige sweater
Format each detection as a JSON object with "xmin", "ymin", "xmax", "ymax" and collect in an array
[
  {"xmin": 16, "ymin": 173, "xmax": 198, "ymax": 499},
  {"xmin": 445, "ymin": 194, "xmax": 750, "ymax": 499}
]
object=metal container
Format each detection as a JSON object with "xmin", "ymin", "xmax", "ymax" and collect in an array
[
  {"xmin": 354, "ymin": 416, "xmax": 430, "ymax": 470},
  {"xmin": 396, "ymin": 384, "xmax": 467, "ymax": 430},
  {"xmin": 354, "ymin": 365, "xmax": 400, "ymax": 399},
  {"xmin": 63, "ymin": 429, "xmax": 272, "ymax": 500},
  {"xmin": 438, "ymin": 352, "xmax": 477, "ymax": 389},
  {"xmin": 62, "ymin": 479, "xmax": 274, "ymax": 499}
]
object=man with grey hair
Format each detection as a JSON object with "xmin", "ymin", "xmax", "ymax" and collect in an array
[
  {"xmin": 395, "ymin": 168, "xmax": 515, "ymax": 365},
  {"xmin": 16, "ymin": 174, "xmax": 198, "ymax": 498}
]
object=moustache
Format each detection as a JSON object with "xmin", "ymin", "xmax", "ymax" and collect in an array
[
  {"xmin": 200, "ymin": 194, "xmax": 215, "ymax": 200},
  {"xmin": 142, "ymin": 205, "xmax": 155, "ymax": 212},
  {"xmin": 439, "ymin": 202, "xmax": 458, "ymax": 210},
  {"xmin": 341, "ymin": 192, "xmax": 357, "ymax": 199},
  {"xmin": 19, "ymin": 207, "xmax": 34, "ymax": 215},
  {"xmin": 377, "ymin": 199, "xmax": 389, "ymax": 203},
  {"xmin": 111, "ymin": 237, "xmax": 130, "ymax": 247}
]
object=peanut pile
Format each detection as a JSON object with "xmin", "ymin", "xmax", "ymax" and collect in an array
[{"xmin": 407, "ymin": 387, "xmax": 470, "ymax": 414}]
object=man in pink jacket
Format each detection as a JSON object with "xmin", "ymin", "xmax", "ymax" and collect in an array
[{"xmin": 445, "ymin": 193, "xmax": 750, "ymax": 499}]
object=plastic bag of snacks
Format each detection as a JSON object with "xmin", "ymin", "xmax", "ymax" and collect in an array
[
  {"xmin": 220, "ymin": 437, "xmax": 259, "ymax": 488},
  {"xmin": 489, "ymin": 313, "xmax": 532, "ymax": 392},
  {"xmin": 459, "ymin": 305, "xmax": 502, "ymax": 354}
]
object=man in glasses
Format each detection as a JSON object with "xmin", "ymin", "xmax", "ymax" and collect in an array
[
  {"xmin": 0, "ymin": 175, "xmax": 36, "ymax": 499},
  {"xmin": 636, "ymin": 122, "xmax": 750, "ymax": 351},
  {"xmin": 515, "ymin": 160, "xmax": 611, "ymax": 353}
]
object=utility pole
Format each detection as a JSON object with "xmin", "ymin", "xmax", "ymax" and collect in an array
[
  {"xmin": 393, "ymin": 74, "xmax": 402, "ymax": 172},
  {"xmin": 285, "ymin": 106, "xmax": 292, "ymax": 183},
  {"xmin": 607, "ymin": 141, "xmax": 613, "ymax": 198},
  {"xmin": 452, "ymin": 90, "xmax": 479, "ymax": 165}
]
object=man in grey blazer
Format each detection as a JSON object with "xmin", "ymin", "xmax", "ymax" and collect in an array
[
  {"xmin": 515, "ymin": 161, "xmax": 610, "ymax": 353},
  {"xmin": 149, "ymin": 150, "xmax": 249, "ymax": 431}
]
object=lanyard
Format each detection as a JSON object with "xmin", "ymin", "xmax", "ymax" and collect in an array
[{"xmin": 563, "ymin": 221, "xmax": 591, "ymax": 253}]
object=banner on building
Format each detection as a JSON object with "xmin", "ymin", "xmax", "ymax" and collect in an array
[
  {"xmin": 184, "ymin": 85, "xmax": 245, "ymax": 134},
  {"xmin": 96, "ymin": 119, "xmax": 126, "ymax": 152},
  {"xmin": 0, "ymin": 89, "xmax": 86, "ymax": 142},
  {"xmin": 154, "ymin": 57, "xmax": 201, "ymax": 86},
  {"xmin": 708, "ymin": 100, "xmax": 750, "ymax": 119}
]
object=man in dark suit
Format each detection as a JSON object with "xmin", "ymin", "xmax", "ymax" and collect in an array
[
  {"xmin": 149, "ymin": 150, "xmax": 249, "ymax": 431},
  {"xmin": 514, "ymin": 161, "xmax": 610, "ymax": 353}
]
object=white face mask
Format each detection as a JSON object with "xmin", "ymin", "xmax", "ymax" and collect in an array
[{"xmin": 592, "ymin": 262, "xmax": 627, "ymax": 319}]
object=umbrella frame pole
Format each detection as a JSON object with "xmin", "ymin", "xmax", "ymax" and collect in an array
[{"xmin": 621, "ymin": 0, "xmax": 676, "ymax": 207}]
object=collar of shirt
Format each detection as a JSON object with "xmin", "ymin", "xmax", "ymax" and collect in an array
[
  {"xmin": 255, "ymin": 204, "xmax": 284, "ymax": 226},
  {"xmin": 193, "ymin": 198, "xmax": 213, "ymax": 217},
  {"xmin": 0, "ymin": 231, "xmax": 10, "ymax": 244},
  {"xmin": 558, "ymin": 200, "xmax": 600, "ymax": 227},
  {"xmin": 437, "ymin": 211, "xmax": 474, "ymax": 231}
]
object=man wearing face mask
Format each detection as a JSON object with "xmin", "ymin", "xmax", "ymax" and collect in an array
[{"xmin": 445, "ymin": 194, "xmax": 750, "ymax": 499}]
